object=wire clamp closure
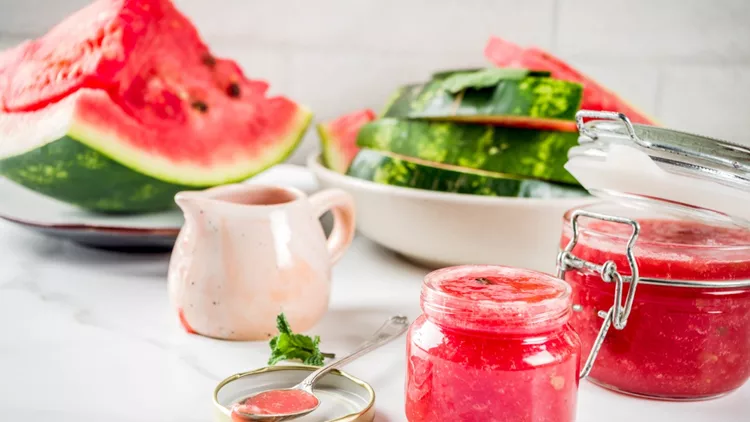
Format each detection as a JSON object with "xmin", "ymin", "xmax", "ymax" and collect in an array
[{"xmin": 556, "ymin": 210, "xmax": 641, "ymax": 380}]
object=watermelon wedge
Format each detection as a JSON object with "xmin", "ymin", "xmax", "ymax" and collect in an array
[
  {"xmin": 382, "ymin": 70, "xmax": 583, "ymax": 132},
  {"xmin": 0, "ymin": 0, "xmax": 311, "ymax": 213},
  {"xmin": 484, "ymin": 37, "xmax": 657, "ymax": 125},
  {"xmin": 357, "ymin": 118, "xmax": 580, "ymax": 185},
  {"xmin": 347, "ymin": 150, "xmax": 588, "ymax": 199},
  {"xmin": 316, "ymin": 109, "xmax": 376, "ymax": 174}
]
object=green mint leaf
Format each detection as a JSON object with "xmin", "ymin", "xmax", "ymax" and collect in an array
[
  {"xmin": 431, "ymin": 67, "xmax": 485, "ymax": 80},
  {"xmin": 303, "ymin": 354, "xmax": 324, "ymax": 367},
  {"xmin": 288, "ymin": 333, "xmax": 316, "ymax": 351},
  {"xmin": 274, "ymin": 333, "xmax": 292, "ymax": 351},
  {"xmin": 268, "ymin": 352, "xmax": 288, "ymax": 366},
  {"xmin": 267, "ymin": 313, "xmax": 333, "ymax": 367},
  {"xmin": 276, "ymin": 313, "xmax": 293, "ymax": 335},
  {"xmin": 442, "ymin": 68, "xmax": 551, "ymax": 94},
  {"xmin": 282, "ymin": 348, "xmax": 315, "ymax": 362}
]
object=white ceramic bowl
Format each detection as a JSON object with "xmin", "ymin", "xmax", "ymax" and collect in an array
[{"xmin": 307, "ymin": 153, "xmax": 595, "ymax": 274}]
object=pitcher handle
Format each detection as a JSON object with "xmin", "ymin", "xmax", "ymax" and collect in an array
[{"xmin": 309, "ymin": 189, "xmax": 356, "ymax": 264}]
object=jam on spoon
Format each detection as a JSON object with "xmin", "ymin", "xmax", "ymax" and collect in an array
[
  {"xmin": 231, "ymin": 389, "xmax": 319, "ymax": 419},
  {"xmin": 230, "ymin": 315, "xmax": 409, "ymax": 421}
]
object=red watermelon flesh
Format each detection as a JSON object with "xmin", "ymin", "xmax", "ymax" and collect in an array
[
  {"xmin": 0, "ymin": 0, "xmax": 310, "ymax": 185},
  {"xmin": 484, "ymin": 37, "xmax": 657, "ymax": 125},
  {"xmin": 316, "ymin": 109, "xmax": 376, "ymax": 173}
]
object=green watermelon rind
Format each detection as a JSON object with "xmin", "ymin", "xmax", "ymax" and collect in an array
[
  {"xmin": 316, "ymin": 122, "xmax": 348, "ymax": 174},
  {"xmin": 382, "ymin": 75, "xmax": 583, "ymax": 126},
  {"xmin": 0, "ymin": 92, "xmax": 313, "ymax": 213},
  {"xmin": 381, "ymin": 84, "xmax": 422, "ymax": 119},
  {"xmin": 346, "ymin": 149, "xmax": 589, "ymax": 199},
  {"xmin": 0, "ymin": 136, "xmax": 193, "ymax": 213},
  {"xmin": 379, "ymin": 86, "xmax": 408, "ymax": 117},
  {"xmin": 357, "ymin": 118, "xmax": 580, "ymax": 185},
  {"xmin": 67, "ymin": 97, "xmax": 313, "ymax": 187}
]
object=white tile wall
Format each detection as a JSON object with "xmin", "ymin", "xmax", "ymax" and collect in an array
[
  {"xmin": 1, "ymin": 0, "xmax": 749, "ymax": 163},
  {"xmin": 557, "ymin": 0, "xmax": 750, "ymax": 62},
  {"xmin": 285, "ymin": 50, "xmax": 488, "ymax": 119},
  {"xmin": 0, "ymin": 0, "xmax": 92, "ymax": 35},
  {"xmin": 174, "ymin": 0, "xmax": 557, "ymax": 54},
  {"xmin": 659, "ymin": 65, "xmax": 750, "ymax": 144},
  {"xmin": 565, "ymin": 60, "xmax": 661, "ymax": 117}
]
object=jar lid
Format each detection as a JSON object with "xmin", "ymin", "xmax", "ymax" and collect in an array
[
  {"xmin": 214, "ymin": 365, "xmax": 375, "ymax": 421},
  {"xmin": 421, "ymin": 265, "xmax": 572, "ymax": 334},
  {"xmin": 566, "ymin": 111, "xmax": 750, "ymax": 224}
]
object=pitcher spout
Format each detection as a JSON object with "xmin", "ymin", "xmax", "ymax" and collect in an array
[
  {"xmin": 173, "ymin": 190, "xmax": 215, "ymax": 254},
  {"xmin": 175, "ymin": 190, "xmax": 211, "ymax": 215},
  {"xmin": 174, "ymin": 191, "xmax": 207, "ymax": 212}
]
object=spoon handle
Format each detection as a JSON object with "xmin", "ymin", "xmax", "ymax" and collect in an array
[{"xmin": 298, "ymin": 315, "xmax": 410, "ymax": 391}]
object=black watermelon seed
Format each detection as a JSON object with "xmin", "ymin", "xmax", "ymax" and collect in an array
[
  {"xmin": 227, "ymin": 82, "xmax": 241, "ymax": 98},
  {"xmin": 191, "ymin": 101, "xmax": 208, "ymax": 113},
  {"xmin": 201, "ymin": 54, "xmax": 217, "ymax": 68}
]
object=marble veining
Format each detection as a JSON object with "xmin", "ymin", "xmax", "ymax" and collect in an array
[{"xmin": 0, "ymin": 221, "xmax": 748, "ymax": 421}]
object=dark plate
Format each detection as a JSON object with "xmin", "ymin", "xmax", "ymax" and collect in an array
[
  {"xmin": 0, "ymin": 164, "xmax": 319, "ymax": 252},
  {"xmin": 0, "ymin": 214, "xmax": 179, "ymax": 252}
]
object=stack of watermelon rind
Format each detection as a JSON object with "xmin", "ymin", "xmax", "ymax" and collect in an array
[
  {"xmin": 318, "ymin": 67, "xmax": 590, "ymax": 199},
  {"xmin": 318, "ymin": 37, "xmax": 659, "ymax": 199}
]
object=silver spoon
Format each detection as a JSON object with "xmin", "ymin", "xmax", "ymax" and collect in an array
[{"xmin": 231, "ymin": 315, "xmax": 410, "ymax": 421}]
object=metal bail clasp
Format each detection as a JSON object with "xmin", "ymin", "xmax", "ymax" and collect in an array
[
  {"xmin": 576, "ymin": 110, "xmax": 639, "ymax": 143},
  {"xmin": 556, "ymin": 210, "xmax": 641, "ymax": 380}
]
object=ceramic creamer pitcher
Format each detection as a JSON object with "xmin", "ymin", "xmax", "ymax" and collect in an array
[{"xmin": 168, "ymin": 183, "xmax": 355, "ymax": 340}]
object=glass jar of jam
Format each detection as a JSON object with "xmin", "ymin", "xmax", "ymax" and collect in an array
[
  {"xmin": 405, "ymin": 265, "xmax": 581, "ymax": 422},
  {"xmin": 558, "ymin": 111, "xmax": 750, "ymax": 400}
]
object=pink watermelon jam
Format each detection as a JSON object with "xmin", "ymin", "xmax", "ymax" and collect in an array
[
  {"xmin": 561, "ymin": 208, "xmax": 750, "ymax": 399},
  {"xmin": 317, "ymin": 109, "xmax": 376, "ymax": 173},
  {"xmin": 405, "ymin": 265, "xmax": 580, "ymax": 422},
  {"xmin": 230, "ymin": 390, "xmax": 319, "ymax": 420},
  {"xmin": 0, "ymin": 0, "xmax": 309, "ymax": 176},
  {"xmin": 484, "ymin": 37, "xmax": 657, "ymax": 125}
]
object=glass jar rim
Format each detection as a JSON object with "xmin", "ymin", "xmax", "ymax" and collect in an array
[
  {"xmin": 563, "ymin": 203, "xmax": 750, "ymax": 252},
  {"xmin": 561, "ymin": 202, "xmax": 750, "ymax": 289},
  {"xmin": 421, "ymin": 265, "xmax": 572, "ymax": 334}
]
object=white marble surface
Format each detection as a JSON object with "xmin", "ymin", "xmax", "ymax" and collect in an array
[{"xmin": 0, "ymin": 220, "xmax": 748, "ymax": 421}]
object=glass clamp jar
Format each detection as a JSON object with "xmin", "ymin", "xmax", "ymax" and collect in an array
[
  {"xmin": 558, "ymin": 110, "xmax": 750, "ymax": 400},
  {"xmin": 405, "ymin": 265, "xmax": 581, "ymax": 422}
]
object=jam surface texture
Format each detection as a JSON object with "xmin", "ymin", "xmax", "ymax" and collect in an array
[
  {"xmin": 405, "ymin": 265, "xmax": 581, "ymax": 422},
  {"xmin": 563, "ymin": 213, "xmax": 750, "ymax": 399}
]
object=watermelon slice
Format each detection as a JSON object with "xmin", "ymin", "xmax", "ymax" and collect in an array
[
  {"xmin": 356, "ymin": 118, "xmax": 580, "ymax": 185},
  {"xmin": 382, "ymin": 70, "xmax": 583, "ymax": 132},
  {"xmin": 484, "ymin": 36, "xmax": 657, "ymax": 125},
  {"xmin": 0, "ymin": 0, "xmax": 311, "ymax": 213},
  {"xmin": 347, "ymin": 150, "xmax": 588, "ymax": 199},
  {"xmin": 316, "ymin": 109, "xmax": 376, "ymax": 173}
]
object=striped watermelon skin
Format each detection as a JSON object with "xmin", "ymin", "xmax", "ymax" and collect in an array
[
  {"xmin": 347, "ymin": 149, "xmax": 589, "ymax": 199},
  {"xmin": 356, "ymin": 118, "xmax": 580, "ymax": 185},
  {"xmin": 0, "ymin": 135, "xmax": 190, "ymax": 212},
  {"xmin": 316, "ymin": 109, "xmax": 376, "ymax": 173},
  {"xmin": 382, "ymin": 73, "xmax": 583, "ymax": 132},
  {"xmin": 0, "ymin": 0, "xmax": 312, "ymax": 213},
  {"xmin": 0, "ymin": 88, "xmax": 310, "ymax": 214},
  {"xmin": 484, "ymin": 36, "xmax": 658, "ymax": 125}
]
